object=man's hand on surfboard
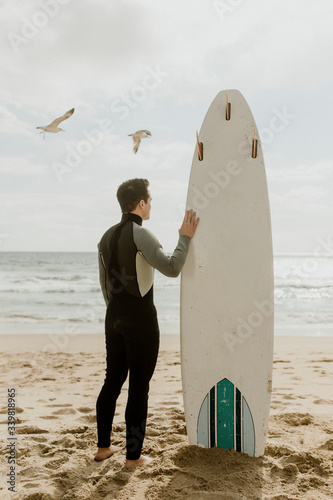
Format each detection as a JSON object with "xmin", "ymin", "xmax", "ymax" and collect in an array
[{"xmin": 179, "ymin": 209, "xmax": 200, "ymax": 239}]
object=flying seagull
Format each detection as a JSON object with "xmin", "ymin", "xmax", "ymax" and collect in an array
[
  {"xmin": 36, "ymin": 108, "xmax": 75, "ymax": 139},
  {"xmin": 128, "ymin": 130, "xmax": 151, "ymax": 154}
]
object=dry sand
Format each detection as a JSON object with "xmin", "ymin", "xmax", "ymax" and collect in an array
[{"xmin": 0, "ymin": 334, "xmax": 332, "ymax": 500}]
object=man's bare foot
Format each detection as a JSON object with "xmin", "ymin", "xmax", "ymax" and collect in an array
[
  {"xmin": 124, "ymin": 455, "xmax": 153, "ymax": 468},
  {"xmin": 94, "ymin": 445, "xmax": 121, "ymax": 462}
]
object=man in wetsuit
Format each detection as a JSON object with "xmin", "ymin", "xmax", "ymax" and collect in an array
[{"xmin": 95, "ymin": 178, "xmax": 199, "ymax": 467}]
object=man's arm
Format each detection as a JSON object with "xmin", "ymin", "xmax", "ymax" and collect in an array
[
  {"xmin": 133, "ymin": 209, "xmax": 199, "ymax": 277},
  {"xmin": 98, "ymin": 244, "xmax": 109, "ymax": 306},
  {"xmin": 134, "ymin": 226, "xmax": 190, "ymax": 277}
]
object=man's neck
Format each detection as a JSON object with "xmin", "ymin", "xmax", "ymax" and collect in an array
[
  {"xmin": 121, "ymin": 212, "xmax": 143, "ymax": 226},
  {"xmin": 130, "ymin": 209, "xmax": 142, "ymax": 218}
]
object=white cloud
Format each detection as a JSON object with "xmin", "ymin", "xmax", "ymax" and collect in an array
[
  {"xmin": 1, "ymin": 0, "xmax": 164, "ymax": 110},
  {"xmin": 0, "ymin": 133, "xmax": 194, "ymax": 251},
  {"xmin": 1, "ymin": 0, "xmax": 333, "ymax": 252},
  {"xmin": 0, "ymin": 105, "xmax": 34, "ymax": 137},
  {"xmin": 267, "ymin": 160, "xmax": 333, "ymax": 182},
  {"xmin": 2, "ymin": 0, "xmax": 330, "ymax": 112},
  {"xmin": 0, "ymin": 155, "xmax": 50, "ymax": 175}
]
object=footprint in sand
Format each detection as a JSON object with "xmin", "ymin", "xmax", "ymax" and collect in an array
[
  {"xmin": 46, "ymin": 403, "xmax": 73, "ymax": 407},
  {"xmin": 77, "ymin": 406, "xmax": 93, "ymax": 413},
  {"xmin": 278, "ymin": 413, "xmax": 314, "ymax": 427},
  {"xmin": 44, "ymin": 457, "xmax": 68, "ymax": 470},
  {"xmin": 280, "ymin": 451, "xmax": 328, "ymax": 475},
  {"xmin": 78, "ymin": 414, "xmax": 96, "ymax": 423},
  {"xmin": 22, "ymin": 482, "xmax": 44, "ymax": 490},
  {"xmin": 52, "ymin": 408, "xmax": 77, "ymax": 415},
  {"xmin": 51, "ymin": 435, "xmax": 76, "ymax": 448},
  {"xmin": 19, "ymin": 467, "xmax": 41, "ymax": 478},
  {"xmin": 318, "ymin": 439, "xmax": 333, "ymax": 451},
  {"xmin": 145, "ymin": 427, "xmax": 160, "ymax": 437},
  {"xmin": 31, "ymin": 435, "xmax": 48, "ymax": 443},
  {"xmin": 170, "ymin": 409, "xmax": 185, "ymax": 421},
  {"xmin": 0, "ymin": 406, "xmax": 24, "ymax": 414},
  {"xmin": 16, "ymin": 425, "xmax": 49, "ymax": 434},
  {"xmin": 112, "ymin": 423, "xmax": 125, "ymax": 432},
  {"xmin": 270, "ymin": 462, "xmax": 299, "ymax": 479},
  {"xmin": 17, "ymin": 447, "xmax": 31, "ymax": 459},
  {"xmin": 265, "ymin": 443, "xmax": 297, "ymax": 457},
  {"xmin": 61, "ymin": 425, "xmax": 88, "ymax": 434}
]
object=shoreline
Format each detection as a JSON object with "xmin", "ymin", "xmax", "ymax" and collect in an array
[{"xmin": 1, "ymin": 332, "xmax": 333, "ymax": 353}]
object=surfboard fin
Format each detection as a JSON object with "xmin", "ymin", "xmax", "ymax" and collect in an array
[
  {"xmin": 226, "ymin": 90, "xmax": 231, "ymax": 121},
  {"xmin": 252, "ymin": 126, "xmax": 258, "ymax": 158},
  {"xmin": 196, "ymin": 130, "xmax": 203, "ymax": 161}
]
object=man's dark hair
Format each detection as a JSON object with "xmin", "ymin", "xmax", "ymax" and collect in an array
[{"xmin": 116, "ymin": 178, "xmax": 150, "ymax": 213}]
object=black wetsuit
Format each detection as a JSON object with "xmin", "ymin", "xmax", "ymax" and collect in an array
[{"xmin": 96, "ymin": 212, "xmax": 190, "ymax": 459}]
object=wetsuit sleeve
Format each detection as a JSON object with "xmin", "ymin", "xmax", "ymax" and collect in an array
[
  {"xmin": 133, "ymin": 225, "xmax": 190, "ymax": 278},
  {"xmin": 98, "ymin": 244, "xmax": 109, "ymax": 307}
]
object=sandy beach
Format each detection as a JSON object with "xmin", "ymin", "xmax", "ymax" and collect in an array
[{"xmin": 1, "ymin": 333, "xmax": 332, "ymax": 500}]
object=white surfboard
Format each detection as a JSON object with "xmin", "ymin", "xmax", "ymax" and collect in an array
[{"xmin": 180, "ymin": 90, "xmax": 274, "ymax": 457}]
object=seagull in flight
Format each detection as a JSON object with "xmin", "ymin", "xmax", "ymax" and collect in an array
[
  {"xmin": 36, "ymin": 108, "xmax": 75, "ymax": 139},
  {"xmin": 128, "ymin": 130, "xmax": 151, "ymax": 154}
]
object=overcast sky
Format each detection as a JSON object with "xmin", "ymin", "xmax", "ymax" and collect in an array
[{"xmin": 1, "ymin": 0, "xmax": 332, "ymax": 254}]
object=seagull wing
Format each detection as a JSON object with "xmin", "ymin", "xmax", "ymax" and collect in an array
[
  {"xmin": 49, "ymin": 108, "xmax": 75, "ymax": 127},
  {"xmin": 129, "ymin": 129, "xmax": 151, "ymax": 153},
  {"xmin": 141, "ymin": 130, "xmax": 151, "ymax": 136},
  {"xmin": 132, "ymin": 135, "xmax": 141, "ymax": 154}
]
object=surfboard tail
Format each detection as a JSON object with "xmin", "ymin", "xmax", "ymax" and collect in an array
[{"xmin": 197, "ymin": 378, "xmax": 255, "ymax": 457}]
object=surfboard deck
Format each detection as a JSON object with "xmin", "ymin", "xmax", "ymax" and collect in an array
[{"xmin": 180, "ymin": 89, "xmax": 274, "ymax": 457}]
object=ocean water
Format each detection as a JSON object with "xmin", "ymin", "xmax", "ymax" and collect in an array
[{"xmin": 0, "ymin": 252, "xmax": 332, "ymax": 336}]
